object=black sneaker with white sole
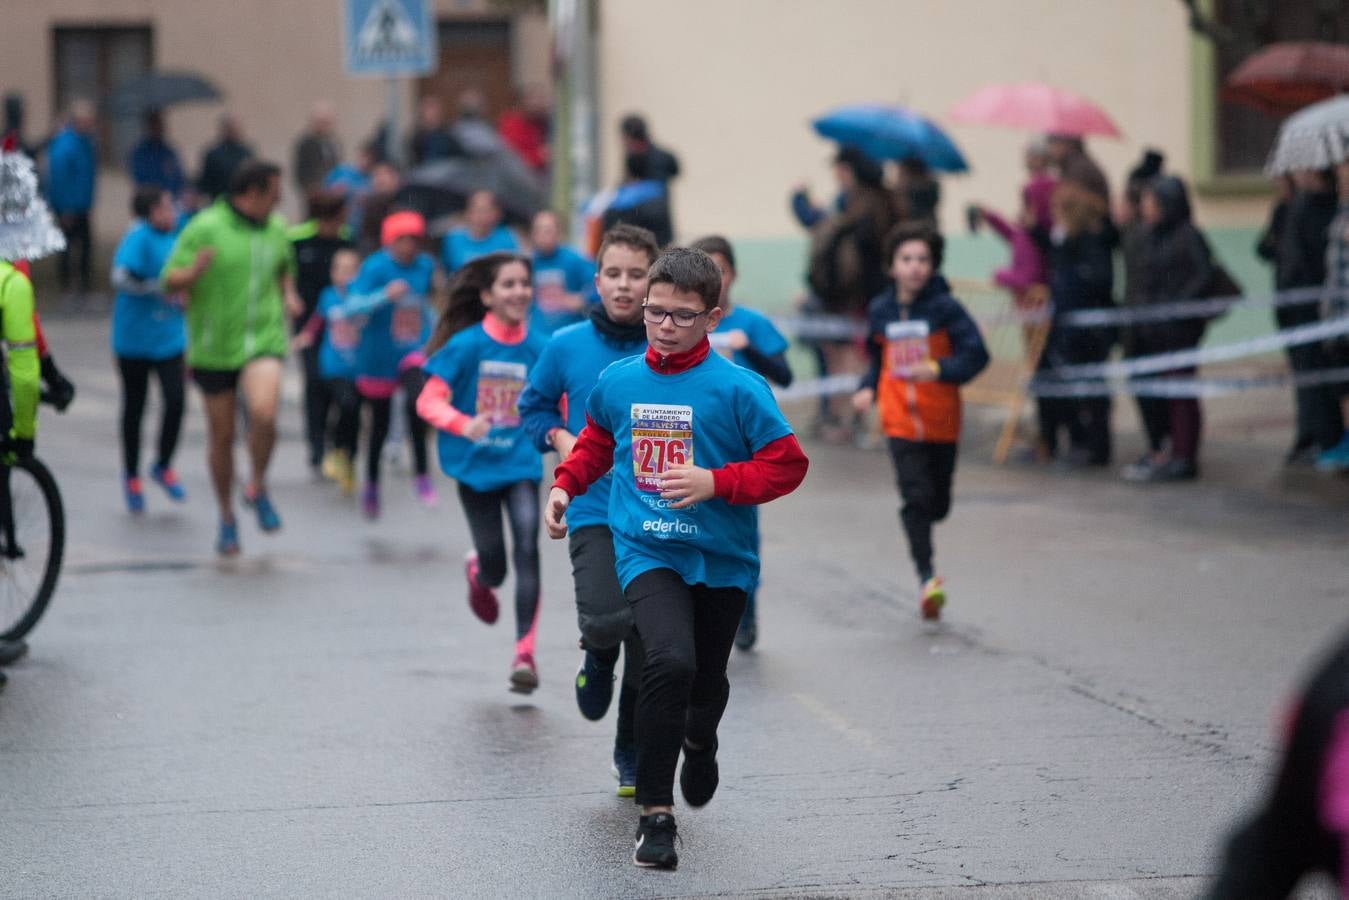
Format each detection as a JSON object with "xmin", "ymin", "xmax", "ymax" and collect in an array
[
  {"xmin": 679, "ymin": 738, "xmax": 719, "ymax": 807},
  {"xmin": 633, "ymin": 813, "xmax": 679, "ymax": 869}
]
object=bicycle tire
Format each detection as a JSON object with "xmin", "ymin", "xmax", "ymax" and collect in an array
[{"xmin": 0, "ymin": 456, "xmax": 65, "ymax": 642}]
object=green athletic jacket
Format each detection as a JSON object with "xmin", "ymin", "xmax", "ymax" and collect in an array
[
  {"xmin": 0, "ymin": 261, "xmax": 39, "ymax": 441},
  {"xmin": 163, "ymin": 199, "xmax": 296, "ymax": 371}
]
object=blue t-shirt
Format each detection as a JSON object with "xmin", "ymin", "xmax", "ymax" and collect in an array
[
  {"xmin": 111, "ymin": 221, "xmax": 185, "ymax": 360},
  {"xmin": 316, "ymin": 285, "xmax": 364, "ymax": 380},
  {"xmin": 518, "ymin": 320, "xmax": 646, "ymax": 530},
  {"xmin": 441, "ymin": 226, "xmax": 518, "ymax": 273},
  {"xmin": 708, "ymin": 305, "xmax": 790, "ymax": 371},
  {"xmin": 530, "ymin": 246, "xmax": 598, "ymax": 336},
  {"xmin": 422, "ymin": 323, "xmax": 548, "ymax": 492},
  {"xmin": 585, "ymin": 349, "xmax": 794, "ymax": 593},
  {"xmin": 348, "ymin": 250, "xmax": 435, "ymax": 381}
]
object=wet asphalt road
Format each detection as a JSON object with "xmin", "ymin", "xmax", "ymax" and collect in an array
[{"xmin": 1, "ymin": 316, "xmax": 1346, "ymax": 899}]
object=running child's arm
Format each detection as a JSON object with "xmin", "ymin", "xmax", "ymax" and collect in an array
[
  {"xmin": 660, "ymin": 435, "xmax": 808, "ymax": 508},
  {"xmin": 935, "ymin": 304, "xmax": 991, "ymax": 385},
  {"xmin": 852, "ymin": 313, "xmax": 885, "ymax": 410},
  {"xmin": 517, "ymin": 347, "xmax": 569, "ymax": 453},
  {"xmin": 738, "ymin": 346, "xmax": 793, "ymax": 387},
  {"xmin": 545, "ymin": 414, "xmax": 618, "ymax": 539},
  {"xmin": 415, "ymin": 375, "xmax": 489, "ymax": 440}
]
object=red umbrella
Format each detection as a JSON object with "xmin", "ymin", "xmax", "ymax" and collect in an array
[
  {"xmin": 947, "ymin": 82, "xmax": 1121, "ymax": 138},
  {"xmin": 1223, "ymin": 41, "xmax": 1349, "ymax": 116}
]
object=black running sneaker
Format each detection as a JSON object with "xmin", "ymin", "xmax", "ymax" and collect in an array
[
  {"xmin": 679, "ymin": 739, "xmax": 719, "ymax": 807},
  {"xmin": 575, "ymin": 650, "xmax": 616, "ymax": 721},
  {"xmin": 633, "ymin": 813, "xmax": 679, "ymax": 869}
]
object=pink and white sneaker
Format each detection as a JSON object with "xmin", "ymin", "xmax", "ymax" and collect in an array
[
  {"xmin": 464, "ymin": 552, "xmax": 499, "ymax": 624},
  {"xmin": 509, "ymin": 650, "xmax": 539, "ymax": 694}
]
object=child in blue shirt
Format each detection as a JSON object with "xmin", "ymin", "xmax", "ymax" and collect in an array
[
  {"xmin": 416, "ymin": 251, "xmax": 548, "ymax": 693},
  {"xmin": 345, "ymin": 211, "xmax": 437, "ymax": 518},
  {"xmin": 110, "ymin": 186, "xmax": 187, "ymax": 513},
  {"xmin": 528, "ymin": 209, "xmax": 598, "ymax": 336},
  {"xmin": 295, "ymin": 247, "xmax": 363, "ymax": 495},
  {"xmin": 441, "ymin": 189, "xmax": 519, "ymax": 273},
  {"xmin": 691, "ymin": 235, "xmax": 794, "ymax": 650},
  {"xmin": 518, "ymin": 223, "xmax": 659, "ymax": 798},
  {"xmin": 545, "ymin": 247, "xmax": 809, "ymax": 870}
]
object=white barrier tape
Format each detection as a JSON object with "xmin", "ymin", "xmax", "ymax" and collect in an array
[
  {"xmin": 1059, "ymin": 286, "xmax": 1341, "ymax": 328},
  {"xmin": 767, "ymin": 287, "xmax": 1349, "ymax": 338},
  {"xmin": 772, "ymin": 373, "xmax": 861, "ymax": 402},
  {"xmin": 1046, "ymin": 315, "xmax": 1349, "ymax": 380},
  {"xmin": 1032, "ymin": 366, "xmax": 1349, "ymax": 399}
]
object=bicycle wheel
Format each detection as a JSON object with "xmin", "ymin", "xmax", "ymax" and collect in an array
[{"xmin": 0, "ymin": 456, "xmax": 65, "ymax": 642}]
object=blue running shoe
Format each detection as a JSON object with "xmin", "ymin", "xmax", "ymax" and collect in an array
[
  {"xmin": 124, "ymin": 476, "xmax": 145, "ymax": 515},
  {"xmin": 216, "ymin": 520, "xmax": 240, "ymax": 557},
  {"xmin": 253, "ymin": 492, "xmax": 282, "ymax": 533},
  {"xmin": 612, "ymin": 745, "xmax": 637, "ymax": 798},
  {"xmin": 150, "ymin": 464, "xmax": 187, "ymax": 502},
  {"xmin": 575, "ymin": 651, "xmax": 615, "ymax": 721},
  {"xmin": 1316, "ymin": 436, "xmax": 1349, "ymax": 473}
]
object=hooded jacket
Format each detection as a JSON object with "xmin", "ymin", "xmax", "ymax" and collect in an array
[
  {"xmin": 1140, "ymin": 176, "xmax": 1214, "ymax": 353},
  {"xmin": 860, "ymin": 275, "xmax": 989, "ymax": 443}
]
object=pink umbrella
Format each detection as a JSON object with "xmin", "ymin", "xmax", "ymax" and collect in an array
[{"xmin": 948, "ymin": 82, "xmax": 1122, "ymax": 138}]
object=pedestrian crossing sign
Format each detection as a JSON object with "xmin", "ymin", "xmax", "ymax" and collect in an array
[{"xmin": 343, "ymin": 0, "xmax": 437, "ymax": 77}]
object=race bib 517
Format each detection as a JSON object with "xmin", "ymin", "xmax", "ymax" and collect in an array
[
  {"xmin": 630, "ymin": 403, "xmax": 694, "ymax": 493},
  {"xmin": 476, "ymin": 360, "xmax": 528, "ymax": 427}
]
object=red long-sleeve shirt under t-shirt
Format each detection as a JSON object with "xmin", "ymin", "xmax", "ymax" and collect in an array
[{"xmin": 552, "ymin": 339, "xmax": 809, "ymax": 506}]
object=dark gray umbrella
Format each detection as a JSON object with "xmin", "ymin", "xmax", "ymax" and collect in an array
[
  {"xmin": 401, "ymin": 153, "xmax": 546, "ymax": 226},
  {"xmin": 105, "ymin": 71, "xmax": 222, "ymax": 117}
]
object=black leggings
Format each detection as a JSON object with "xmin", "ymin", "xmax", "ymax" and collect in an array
[
  {"xmin": 457, "ymin": 480, "xmax": 541, "ymax": 640},
  {"xmin": 570, "ymin": 525, "xmax": 644, "ymax": 751},
  {"xmin": 626, "ymin": 568, "xmax": 747, "ymax": 807},
  {"xmin": 888, "ymin": 437, "xmax": 957, "ymax": 581},
  {"xmin": 116, "ymin": 355, "xmax": 185, "ymax": 476},
  {"xmin": 328, "ymin": 378, "xmax": 361, "ymax": 457},
  {"xmin": 300, "ymin": 345, "xmax": 331, "ymax": 467},
  {"xmin": 362, "ymin": 369, "xmax": 430, "ymax": 484}
]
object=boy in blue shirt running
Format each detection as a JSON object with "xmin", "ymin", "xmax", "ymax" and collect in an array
[
  {"xmin": 528, "ymin": 209, "xmax": 598, "ymax": 336},
  {"xmin": 545, "ymin": 247, "xmax": 809, "ymax": 870},
  {"xmin": 691, "ymin": 234, "xmax": 793, "ymax": 651},
  {"xmin": 441, "ymin": 189, "xmax": 518, "ymax": 274},
  {"xmin": 518, "ymin": 223, "xmax": 658, "ymax": 798}
]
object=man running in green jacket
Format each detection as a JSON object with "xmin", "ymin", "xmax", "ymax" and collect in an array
[{"xmin": 163, "ymin": 160, "xmax": 300, "ymax": 556}]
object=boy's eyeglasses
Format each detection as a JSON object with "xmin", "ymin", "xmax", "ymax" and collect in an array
[{"xmin": 641, "ymin": 303, "xmax": 708, "ymax": 328}]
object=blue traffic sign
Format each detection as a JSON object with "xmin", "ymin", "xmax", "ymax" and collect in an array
[{"xmin": 343, "ymin": 0, "xmax": 438, "ymax": 77}]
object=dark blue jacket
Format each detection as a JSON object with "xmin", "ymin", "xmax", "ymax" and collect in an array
[{"xmin": 46, "ymin": 126, "xmax": 97, "ymax": 214}]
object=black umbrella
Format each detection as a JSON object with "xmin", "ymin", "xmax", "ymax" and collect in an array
[
  {"xmin": 401, "ymin": 153, "xmax": 546, "ymax": 227},
  {"xmin": 105, "ymin": 71, "xmax": 222, "ymax": 117}
]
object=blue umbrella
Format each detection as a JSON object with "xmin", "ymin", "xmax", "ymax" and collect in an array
[{"xmin": 812, "ymin": 104, "xmax": 969, "ymax": 173}]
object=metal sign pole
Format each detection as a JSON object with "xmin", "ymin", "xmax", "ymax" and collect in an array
[{"xmin": 385, "ymin": 75, "xmax": 402, "ymax": 166}]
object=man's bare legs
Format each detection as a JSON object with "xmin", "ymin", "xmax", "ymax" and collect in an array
[
  {"xmin": 201, "ymin": 390, "xmax": 238, "ymax": 524},
  {"xmin": 240, "ymin": 357, "xmax": 282, "ymax": 497}
]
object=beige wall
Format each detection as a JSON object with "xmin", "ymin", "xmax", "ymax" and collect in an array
[
  {"xmin": 596, "ymin": 0, "xmax": 1271, "ymax": 241},
  {"xmin": 1, "ymin": 0, "xmax": 548, "ymax": 241}
]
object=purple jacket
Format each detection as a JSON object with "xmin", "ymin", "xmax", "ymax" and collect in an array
[{"xmin": 983, "ymin": 208, "xmax": 1045, "ymax": 293}]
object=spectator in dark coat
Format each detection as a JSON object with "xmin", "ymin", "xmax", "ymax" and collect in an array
[
  {"xmin": 407, "ymin": 96, "xmax": 463, "ymax": 166},
  {"xmin": 1258, "ymin": 168, "xmax": 1342, "ymax": 462},
  {"xmin": 197, "ymin": 113, "xmax": 253, "ymax": 200},
  {"xmin": 292, "ymin": 100, "xmax": 342, "ymax": 197},
  {"xmin": 600, "ymin": 152, "xmax": 674, "ymax": 248},
  {"xmin": 1038, "ymin": 185, "xmax": 1116, "ymax": 466},
  {"xmin": 619, "ymin": 114, "xmax": 680, "ymax": 184},
  {"xmin": 129, "ymin": 110, "xmax": 185, "ymax": 196},
  {"xmin": 1125, "ymin": 175, "xmax": 1215, "ymax": 483},
  {"xmin": 1117, "ymin": 149, "xmax": 1169, "ymax": 462}
]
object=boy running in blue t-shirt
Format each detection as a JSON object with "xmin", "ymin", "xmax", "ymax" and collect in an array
[
  {"xmin": 528, "ymin": 209, "xmax": 598, "ymax": 336},
  {"xmin": 518, "ymin": 224, "xmax": 659, "ymax": 798},
  {"xmin": 690, "ymin": 235, "xmax": 793, "ymax": 651},
  {"xmin": 545, "ymin": 248, "xmax": 809, "ymax": 870}
]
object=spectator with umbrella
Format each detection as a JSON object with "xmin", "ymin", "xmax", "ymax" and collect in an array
[
  {"xmin": 408, "ymin": 95, "xmax": 463, "ymax": 166},
  {"xmin": 293, "ymin": 100, "xmax": 342, "ymax": 199},
  {"xmin": 198, "ymin": 113, "xmax": 253, "ymax": 201},
  {"xmin": 129, "ymin": 110, "xmax": 185, "ymax": 197}
]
